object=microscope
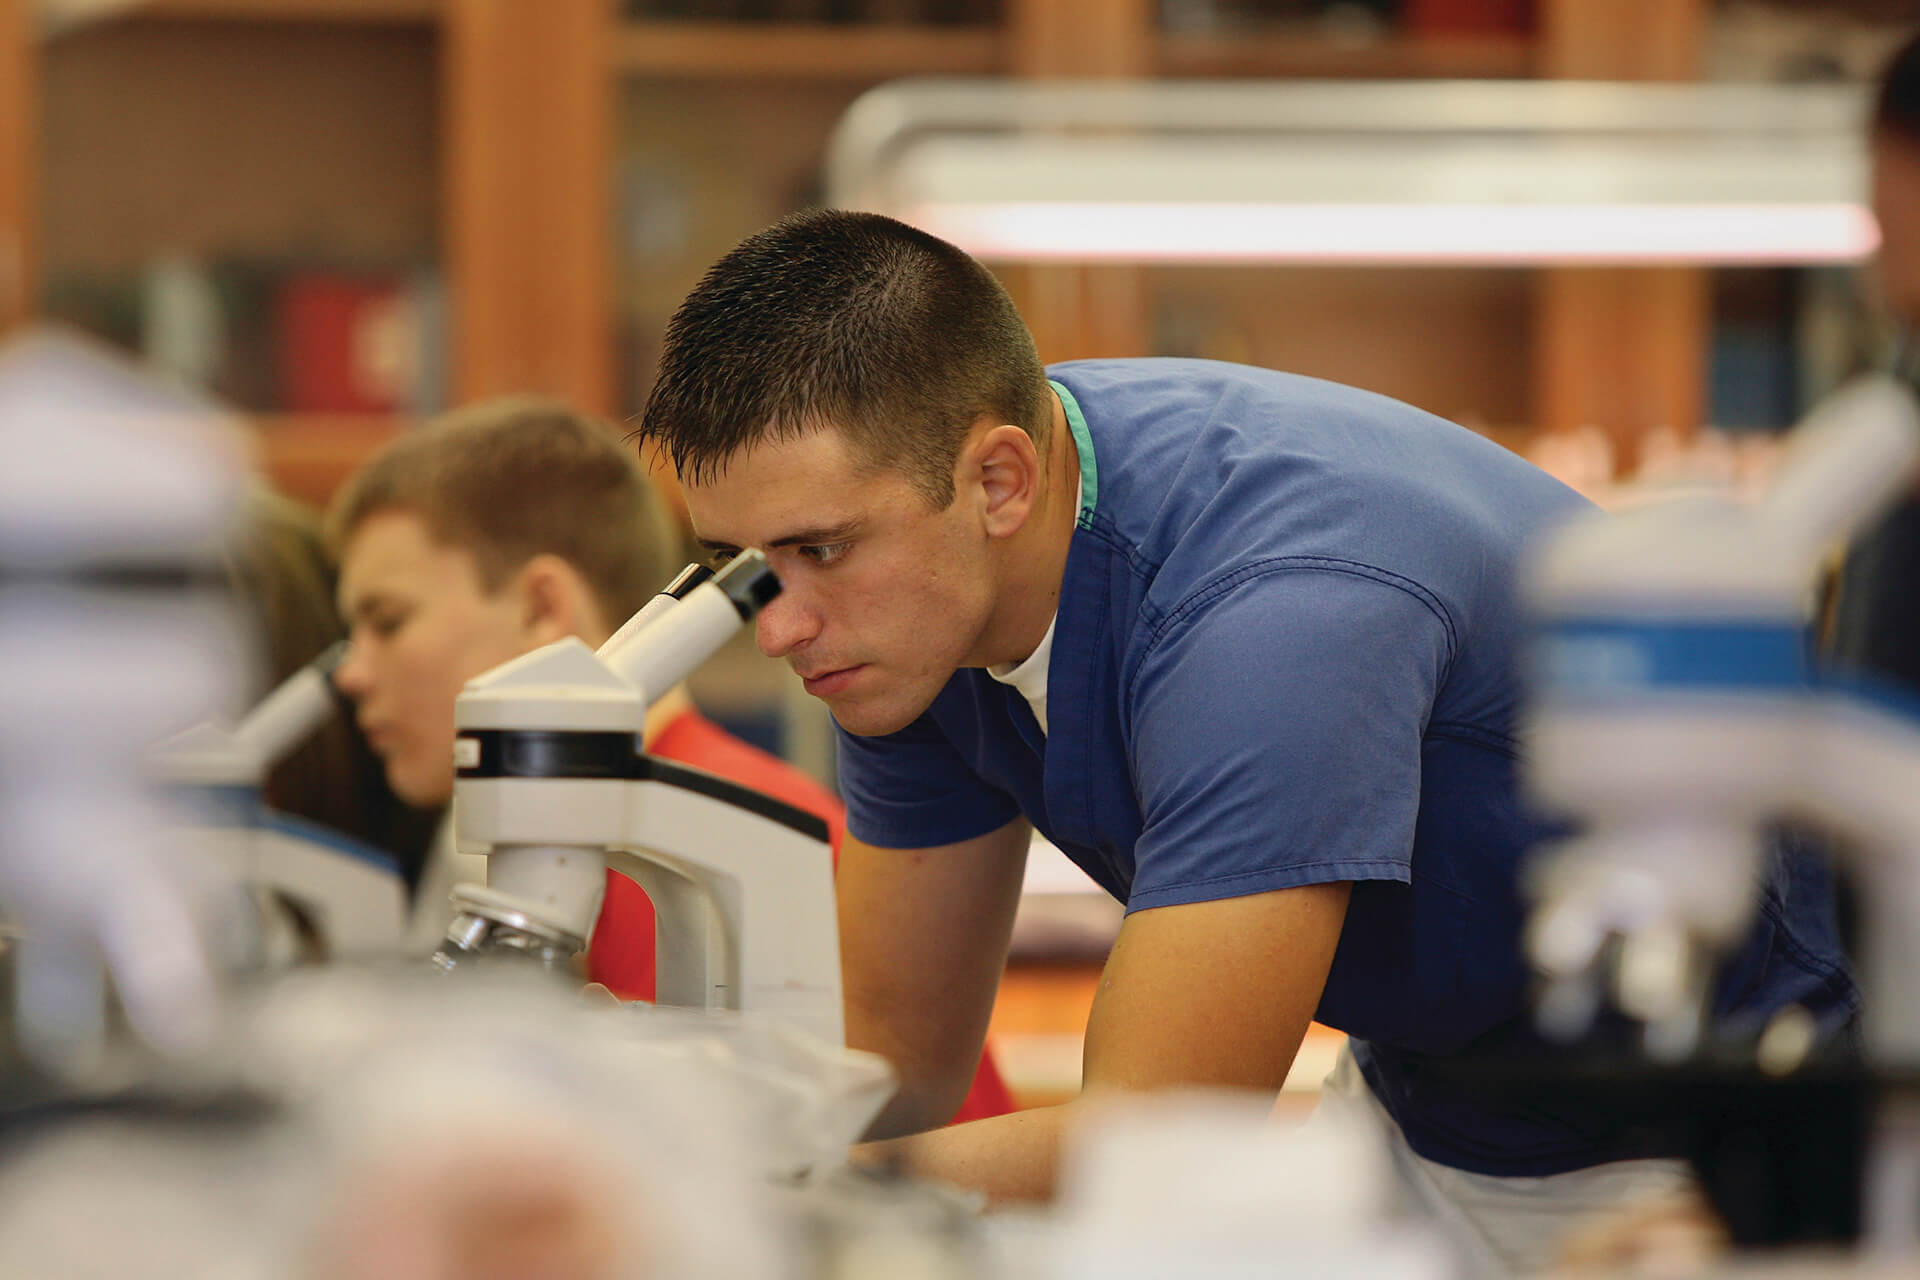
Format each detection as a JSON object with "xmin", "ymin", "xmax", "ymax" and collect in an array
[
  {"xmin": 1520, "ymin": 373, "xmax": 1920, "ymax": 1248},
  {"xmin": 434, "ymin": 553, "xmax": 845, "ymax": 1048},
  {"xmin": 153, "ymin": 641, "xmax": 409, "ymax": 966},
  {"xmin": 0, "ymin": 328, "xmax": 255, "ymax": 1075}
]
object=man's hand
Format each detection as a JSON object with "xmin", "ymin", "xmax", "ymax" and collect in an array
[{"xmin": 871, "ymin": 880, "xmax": 1352, "ymax": 1204}]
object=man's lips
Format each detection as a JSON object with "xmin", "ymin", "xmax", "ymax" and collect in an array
[{"xmin": 799, "ymin": 666, "xmax": 862, "ymax": 696}]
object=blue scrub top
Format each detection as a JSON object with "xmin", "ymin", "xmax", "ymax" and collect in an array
[{"xmin": 838, "ymin": 358, "xmax": 1856, "ymax": 1175}]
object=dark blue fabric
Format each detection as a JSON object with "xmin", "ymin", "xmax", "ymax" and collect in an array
[{"xmin": 835, "ymin": 358, "xmax": 1858, "ymax": 1175}]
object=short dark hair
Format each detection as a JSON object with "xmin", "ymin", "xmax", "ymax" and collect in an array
[
  {"xmin": 1876, "ymin": 29, "xmax": 1920, "ymax": 141},
  {"xmin": 636, "ymin": 209, "xmax": 1051, "ymax": 508},
  {"xmin": 326, "ymin": 397, "xmax": 681, "ymax": 629}
]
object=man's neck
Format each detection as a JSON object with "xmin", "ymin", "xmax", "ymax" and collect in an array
[{"xmin": 983, "ymin": 388, "xmax": 1078, "ymax": 668}]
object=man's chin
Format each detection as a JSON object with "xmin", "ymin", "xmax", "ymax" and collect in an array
[
  {"xmin": 391, "ymin": 765, "xmax": 453, "ymax": 811},
  {"xmin": 826, "ymin": 697, "xmax": 926, "ymax": 739}
]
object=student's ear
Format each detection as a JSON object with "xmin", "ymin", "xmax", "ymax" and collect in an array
[
  {"xmin": 515, "ymin": 554, "xmax": 594, "ymax": 647},
  {"xmin": 973, "ymin": 422, "xmax": 1040, "ymax": 540}
]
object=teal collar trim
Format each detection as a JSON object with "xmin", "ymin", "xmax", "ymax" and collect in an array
[{"xmin": 1049, "ymin": 379, "xmax": 1098, "ymax": 527}]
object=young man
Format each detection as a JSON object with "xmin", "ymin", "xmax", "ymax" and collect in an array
[
  {"xmin": 1832, "ymin": 29, "xmax": 1920, "ymax": 693},
  {"xmin": 325, "ymin": 397, "xmax": 1014, "ymax": 1123},
  {"xmin": 636, "ymin": 209, "xmax": 1856, "ymax": 1272}
]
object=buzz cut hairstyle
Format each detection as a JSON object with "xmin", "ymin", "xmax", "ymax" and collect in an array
[
  {"xmin": 325, "ymin": 396, "xmax": 683, "ymax": 629},
  {"xmin": 636, "ymin": 208, "xmax": 1052, "ymax": 508},
  {"xmin": 1877, "ymin": 28, "xmax": 1920, "ymax": 140}
]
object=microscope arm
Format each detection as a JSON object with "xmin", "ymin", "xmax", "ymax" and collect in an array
[{"xmin": 1759, "ymin": 377, "xmax": 1920, "ymax": 569}]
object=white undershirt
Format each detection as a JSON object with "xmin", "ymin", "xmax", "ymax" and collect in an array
[{"xmin": 986, "ymin": 612, "xmax": 1055, "ymax": 736}]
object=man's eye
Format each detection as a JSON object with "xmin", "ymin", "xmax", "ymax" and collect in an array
[
  {"xmin": 800, "ymin": 542, "xmax": 849, "ymax": 566},
  {"xmin": 708, "ymin": 548, "xmax": 739, "ymax": 568},
  {"xmin": 365, "ymin": 612, "xmax": 408, "ymax": 639}
]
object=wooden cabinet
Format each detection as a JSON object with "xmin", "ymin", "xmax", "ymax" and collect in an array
[
  {"xmin": 0, "ymin": 0, "xmax": 1713, "ymax": 504},
  {"xmin": 5, "ymin": 0, "xmax": 616, "ymax": 505}
]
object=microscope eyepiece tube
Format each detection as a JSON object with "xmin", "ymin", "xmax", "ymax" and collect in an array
[
  {"xmin": 228, "ymin": 639, "xmax": 351, "ymax": 770},
  {"xmin": 595, "ymin": 562, "xmax": 717, "ymax": 662},
  {"xmin": 601, "ymin": 550, "xmax": 781, "ymax": 706}
]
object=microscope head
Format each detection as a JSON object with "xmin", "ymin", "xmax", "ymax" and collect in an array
[{"xmin": 1519, "ymin": 374, "xmax": 1920, "ymax": 1058}]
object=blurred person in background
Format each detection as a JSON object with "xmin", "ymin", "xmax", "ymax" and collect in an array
[
  {"xmin": 325, "ymin": 397, "xmax": 1013, "ymax": 1123},
  {"xmin": 1833, "ymin": 26, "xmax": 1920, "ymax": 693},
  {"xmin": 227, "ymin": 483, "xmax": 439, "ymax": 886}
]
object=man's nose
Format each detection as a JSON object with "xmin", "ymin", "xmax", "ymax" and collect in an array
[
  {"xmin": 331, "ymin": 640, "xmax": 373, "ymax": 701},
  {"xmin": 755, "ymin": 590, "xmax": 820, "ymax": 659}
]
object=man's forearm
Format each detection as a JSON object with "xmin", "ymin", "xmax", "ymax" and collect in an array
[{"xmin": 857, "ymin": 1102, "xmax": 1069, "ymax": 1204}]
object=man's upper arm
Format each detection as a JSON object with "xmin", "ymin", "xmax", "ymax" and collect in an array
[
  {"xmin": 1128, "ymin": 566, "xmax": 1453, "ymax": 907},
  {"xmin": 1085, "ymin": 568, "xmax": 1448, "ymax": 1091},
  {"xmin": 838, "ymin": 819, "xmax": 1029, "ymax": 1132},
  {"xmin": 1083, "ymin": 880, "xmax": 1351, "ymax": 1094}
]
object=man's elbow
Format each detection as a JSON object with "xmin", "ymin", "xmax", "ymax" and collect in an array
[{"xmin": 859, "ymin": 1053, "xmax": 978, "ymax": 1140}]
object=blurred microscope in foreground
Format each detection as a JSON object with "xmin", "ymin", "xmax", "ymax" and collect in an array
[
  {"xmin": 154, "ymin": 638, "xmax": 409, "ymax": 967},
  {"xmin": 0, "ymin": 327, "xmax": 258, "ymax": 1079},
  {"xmin": 1521, "ymin": 370, "xmax": 1920, "ymax": 1254}
]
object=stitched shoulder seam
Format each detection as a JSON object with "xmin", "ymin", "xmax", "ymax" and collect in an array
[{"xmin": 1129, "ymin": 558, "xmax": 1459, "ymax": 707}]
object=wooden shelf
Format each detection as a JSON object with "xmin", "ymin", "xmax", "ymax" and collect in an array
[
  {"xmin": 608, "ymin": 19, "xmax": 1532, "ymax": 82},
  {"xmin": 610, "ymin": 19, "xmax": 1002, "ymax": 79},
  {"xmin": 251, "ymin": 412, "xmax": 410, "ymax": 509},
  {"xmin": 44, "ymin": 0, "xmax": 436, "ymax": 24},
  {"xmin": 1158, "ymin": 30, "xmax": 1535, "ymax": 79}
]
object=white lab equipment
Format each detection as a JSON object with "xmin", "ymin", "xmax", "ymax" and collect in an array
[
  {"xmin": 435, "ymin": 551, "xmax": 847, "ymax": 1048},
  {"xmin": 0, "ymin": 326, "xmax": 254, "ymax": 1075},
  {"xmin": 1031, "ymin": 1092, "xmax": 1450, "ymax": 1280},
  {"xmin": 1520, "ymin": 374, "xmax": 1920, "ymax": 1250},
  {"xmin": 152, "ymin": 640, "xmax": 409, "ymax": 965}
]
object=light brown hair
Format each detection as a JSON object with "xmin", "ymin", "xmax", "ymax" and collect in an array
[{"xmin": 326, "ymin": 397, "xmax": 682, "ymax": 629}]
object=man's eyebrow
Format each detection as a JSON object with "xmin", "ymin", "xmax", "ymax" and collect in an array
[
  {"xmin": 338, "ymin": 589, "xmax": 399, "ymax": 622},
  {"xmin": 698, "ymin": 520, "xmax": 863, "ymax": 554}
]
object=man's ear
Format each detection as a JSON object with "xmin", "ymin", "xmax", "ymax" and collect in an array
[
  {"xmin": 514, "ymin": 554, "xmax": 598, "ymax": 647},
  {"xmin": 972, "ymin": 423, "xmax": 1041, "ymax": 540}
]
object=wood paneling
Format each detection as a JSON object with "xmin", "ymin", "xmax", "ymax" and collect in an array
[
  {"xmin": 610, "ymin": 19, "xmax": 1000, "ymax": 78},
  {"xmin": 1538, "ymin": 0, "xmax": 1705, "ymax": 82},
  {"xmin": 39, "ymin": 21, "xmax": 437, "ymax": 274},
  {"xmin": 63, "ymin": 0, "xmax": 437, "ymax": 21},
  {"xmin": 1007, "ymin": 0, "xmax": 1151, "ymax": 78},
  {"xmin": 254, "ymin": 412, "xmax": 410, "ymax": 508},
  {"xmin": 1534, "ymin": 0, "xmax": 1708, "ymax": 465},
  {"xmin": 1535, "ymin": 267, "xmax": 1709, "ymax": 452},
  {"xmin": 444, "ymin": 0, "xmax": 614, "ymax": 413},
  {"xmin": 0, "ymin": 0, "xmax": 32, "ymax": 333},
  {"xmin": 1000, "ymin": 0, "xmax": 1152, "ymax": 364},
  {"xmin": 1159, "ymin": 29, "xmax": 1533, "ymax": 78}
]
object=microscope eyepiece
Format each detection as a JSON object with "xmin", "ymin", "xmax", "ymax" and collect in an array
[
  {"xmin": 713, "ymin": 550, "xmax": 781, "ymax": 619},
  {"xmin": 663, "ymin": 562, "xmax": 715, "ymax": 599}
]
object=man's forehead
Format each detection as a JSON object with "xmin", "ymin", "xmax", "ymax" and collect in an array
[
  {"xmin": 683, "ymin": 435, "xmax": 889, "ymax": 537},
  {"xmin": 338, "ymin": 508, "xmax": 473, "ymax": 598}
]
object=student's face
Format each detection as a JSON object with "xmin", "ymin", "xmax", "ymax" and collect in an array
[
  {"xmin": 680, "ymin": 428, "xmax": 997, "ymax": 738},
  {"xmin": 333, "ymin": 509, "xmax": 536, "ymax": 807},
  {"xmin": 1874, "ymin": 131, "xmax": 1920, "ymax": 326}
]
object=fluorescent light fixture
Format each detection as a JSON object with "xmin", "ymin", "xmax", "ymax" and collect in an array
[
  {"xmin": 827, "ymin": 80, "xmax": 1876, "ymax": 266},
  {"xmin": 905, "ymin": 202, "xmax": 1878, "ymax": 266}
]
